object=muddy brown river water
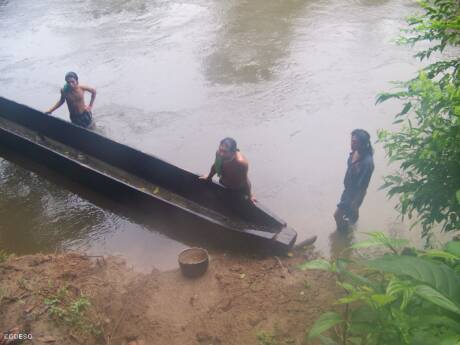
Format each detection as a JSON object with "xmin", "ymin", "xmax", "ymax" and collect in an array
[{"xmin": 0, "ymin": 0, "xmax": 440, "ymax": 271}]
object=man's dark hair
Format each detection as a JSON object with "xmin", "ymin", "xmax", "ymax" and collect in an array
[
  {"xmin": 65, "ymin": 71, "xmax": 78, "ymax": 82},
  {"xmin": 352, "ymin": 129, "xmax": 373, "ymax": 156},
  {"xmin": 220, "ymin": 137, "xmax": 238, "ymax": 153}
]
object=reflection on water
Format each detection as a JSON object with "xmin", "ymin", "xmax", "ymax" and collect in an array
[
  {"xmin": 0, "ymin": 148, "xmax": 189, "ymax": 272},
  {"xmin": 0, "ymin": 0, "xmax": 439, "ymax": 269},
  {"xmin": 329, "ymin": 229, "xmax": 355, "ymax": 260},
  {"xmin": 0, "ymin": 158, "xmax": 108, "ymax": 252},
  {"xmin": 205, "ymin": 0, "xmax": 311, "ymax": 84},
  {"xmin": 0, "ymin": 145, "xmax": 268, "ymax": 271}
]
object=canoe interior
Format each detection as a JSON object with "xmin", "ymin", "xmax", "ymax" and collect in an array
[{"xmin": 0, "ymin": 97, "xmax": 288, "ymax": 234}]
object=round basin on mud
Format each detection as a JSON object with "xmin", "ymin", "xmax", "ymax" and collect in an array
[{"xmin": 178, "ymin": 248, "xmax": 209, "ymax": 278}]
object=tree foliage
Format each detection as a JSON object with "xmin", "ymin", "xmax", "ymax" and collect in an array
[{"xmin": 376, "ymin": 0, "xmax": 460, "ymax": 237}]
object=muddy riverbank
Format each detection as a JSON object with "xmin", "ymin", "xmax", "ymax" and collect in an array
[{"xmin": 0, "ymin": 248, "xmax": 337, "ymax": 345}]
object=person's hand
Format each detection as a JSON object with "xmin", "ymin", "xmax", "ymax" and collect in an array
[
  {"xmin": 45, "ymin": 111, "xmax": 52, "ymax": 115},
  {"xmin": 246, "ymin": 194, "xmax": 257, "ymax": 203},
  {"xmin": 86, "ymin": 105, "xmax": 92, "ymax": 112},
  {"xmin": 199, "ymin": 175, "xmax": 211, "ymax": 181}
]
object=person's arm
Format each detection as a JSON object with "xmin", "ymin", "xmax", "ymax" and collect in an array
[
  {"xmin": 201, "ymin": 164, "xmax": 216, "ymax": 181},
  {"xmin": 81, "ymin": 85, "xmax": 97, "ymax": 111},
  {"xmin": 351, "ymin": 159, "xmax": 374, "ymax": 207},
  {"xmin": 243, "ymin": 178, "xmax": 256, "ymax": 202},
  {"xmin": 45, "ymin": 90, "xmax": 65, "ymax": 114},
  {"xmin": 200, "ymin": 152, "xmax": 218, "ymax": 181},
  {"xmin": 356, "ymin": 159, "xmax": 374, "ymax": 192},
  {"xmin": 238, "ymin": 160, "xmax": 256, "ymax": 202},
  {"xmin": 199, "ymin": 164, "xmax": 216, "ymax": 181}
]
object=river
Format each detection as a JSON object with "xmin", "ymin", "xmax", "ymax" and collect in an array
[{"xmin": 0, "ymin": 0, "xmax": 430, "ymax": 271}]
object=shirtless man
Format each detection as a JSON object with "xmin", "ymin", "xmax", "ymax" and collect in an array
[
  {"xmin": 201, "ymin": 137, "xmax": 255, "ymax": 202},
  {"xmin": 46, "ymin": 72, "xmax": 96, "ymax": 128}
]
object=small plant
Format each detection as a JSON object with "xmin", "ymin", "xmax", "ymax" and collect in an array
[
  {"xmin": 44, "ymin": 286, "xmax": 101, "ymax": 337},
  {"xmin": 45, "ymin": 297, "xmax": 66, "ymax": 319},
  {"xmin": 0, "ymin": 249, "xmax": 12, "ymax": 263},
  {"xmin": 256, "ymin": 328, "xmax": 295, "ymax": 345},
  {"xmin": 300, "ymin": 232, "xmax": 460, "ymax": 345},
  {"xmin": 57, "ymin": 286, "xmax": 68, "ymax": 299},
  {"xmin": 17, "ymin": 278, "xmax": 31, "ymax": 291},
  {"xmin": 257, "ymin": 331, "xmax": 279, "ymax": 345}
]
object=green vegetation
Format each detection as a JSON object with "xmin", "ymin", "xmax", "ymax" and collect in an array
[
  {"xmin": 0, "ymin": 249, "xmax": 13, "ymax": 263},
  {"xmin": 376, "ymin": 0, "xmax": 460, "ymax": 238},
  {"xmin": 257, "ymin": 328, "xmax": 295, "ymax": 345},
  {"xmin": 44, "ymin": 285, "xmax": 102, "ymax": 337},
  {"xmin": 302, "ymin": 1, "xmax": 460, "ymax": 344},
  {"xmin": 301, "ymin": 232, "xmax": 460, "ymax": 345},
  {"xmin": 257, "ymin": 331, "xmax": 281, "ymax": 345}
]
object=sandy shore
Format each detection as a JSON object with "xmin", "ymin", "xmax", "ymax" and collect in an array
[{"xmin": 0, "ymin": 248, "xmax": 337, "ymax": 345}]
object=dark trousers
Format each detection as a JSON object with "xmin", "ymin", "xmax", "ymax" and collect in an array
[
  {"xmin": 70, "ymin": 110, "xmax": 93, "ymax": 128},
  {"xmin": 337, "ymin": 189, "xmax": 366, "ymax": 223}
]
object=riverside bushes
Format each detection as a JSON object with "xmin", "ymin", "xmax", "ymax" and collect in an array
[{"xmin": 301, "ymin": 232, "xmax": 460, "ymax": 345}]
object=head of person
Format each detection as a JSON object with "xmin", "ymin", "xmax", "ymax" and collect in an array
[
  {"xmin": 65, "ymin": 72, "xmax": 79, "ymax": 89},
  {"xmin": 218, "ymin": 137, "xmax": 238, "ymax": 160},
  {"xmin": 351, "ymin": 129, "xmax": 373, "ymax": 156}
]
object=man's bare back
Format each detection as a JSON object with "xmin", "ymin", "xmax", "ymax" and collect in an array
[{"xmin": 218, "ymin": 151, "xmax": 250, "ymax": 190}]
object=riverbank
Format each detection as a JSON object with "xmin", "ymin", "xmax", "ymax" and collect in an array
[{"xmin": 0, "ymin": 248, "xmax": 337, "ymax": 345}]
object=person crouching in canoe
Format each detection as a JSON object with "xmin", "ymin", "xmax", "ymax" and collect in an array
[
  {"xmin": 200, "ymin": 137, "xmax": 256, "ymax": 202},
  {"xmin": 46, "ymin": 72, "xmax": 96, "ymax": 128}
]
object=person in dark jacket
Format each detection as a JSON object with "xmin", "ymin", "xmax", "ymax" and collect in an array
[{"xmin": 334, "ymin": 129, "xmax": 374, "ymax": 229}]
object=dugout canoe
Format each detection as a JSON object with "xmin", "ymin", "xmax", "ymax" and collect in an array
[{"xmin": 0, "ymin": 97, "xmax": 297, "ymax": 252}]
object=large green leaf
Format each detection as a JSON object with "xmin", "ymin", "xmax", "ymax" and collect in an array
[
  {"xmin": 421, "ymin": 250, "xmax": 459, "ymax": 263},
  {"xmin": 347, "ymin": 337, "xmax": 363, "ymax": 345},
  {"xmin": 350, "ymin": 305, "xmax": 378, "ymax": 324},
  {"xmin": 350, "ymin": 240, "xmax": 388, "ymax": 250},
  {"xmin": 445, "ymin": 241, "xmax": 460, "ymax": 257},
  {"xmin": 350, "ymin": 232, "xmax": 409, "ymax": 251},
  {"xmin": 370, "ymin": 294, "xmax": 397, "ymax": 307},
  {"xmin": 342, "ymin": 270, "xmax": 378, "ymax": 290},
  {"xmin": 416, "ymin": 315, "xmax": 460, "ymax": 333},
  {"xmin": 415, "ymin": 285, "xmax": 460, "ymax": 314},
  {"xmin": 411, "ymin": 332, "xmax": 457, "ymax": 345},
  {"xmin": 298, "ymin": 259, "xmax": 333, "ymax": 272},
  {"xmin": 318, "ymin": 335, "xmax": 339, "ymax": 345},
  {"xmin": 365, "ymin": 255, "xmax": 460, "ymax": 302},
  {"xmin": 386, "ymin": 278, "xmax": 415, "ymax": 310},
  {"xmin": 308, "ymin": 312, "xmax": 344, "ymax": 339},
  {"xmin": 439, "ymin": 334, "xmax": 460, "ymax": 345},
  {"xmin": 336, "ymin": 293, "xmax": 367, "ymax": 305}
]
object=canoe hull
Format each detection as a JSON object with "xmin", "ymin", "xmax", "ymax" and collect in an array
[{"xmin": 0, "ymin": 97, "xmax": 297, "ymax": 251}]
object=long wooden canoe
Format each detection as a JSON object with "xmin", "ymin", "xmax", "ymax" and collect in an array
[{"xmin": 0, "ymin": 97, "xmax": 297, "ymax": 251}]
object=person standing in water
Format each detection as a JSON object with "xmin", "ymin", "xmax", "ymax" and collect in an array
[
  {"xmin": 46, "ymin": 72, "xmax": 96, "ymax": 128},
  {"xmin": 201, "ymin": 137, "xmax": 256, "ymax": 202},
  {"xmin": 334, "ymin": 129, "xmax": 374, "ymax": 229}
]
